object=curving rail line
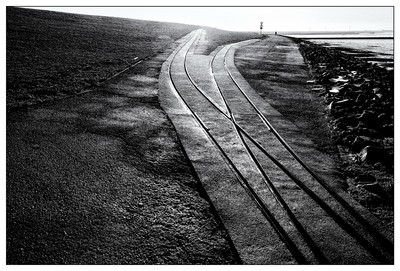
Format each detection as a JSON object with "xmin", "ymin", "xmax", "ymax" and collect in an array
[
  {"xmin": 222, "ymin": 43, "xmax": 394, "ymax": 253},
  {"xmin": 216, "ymin": 42, "xmax": 393, "ymax": 263},
  {"xmin": 166, "ymin": 30, "xmax": 393, "ymax": 264},
  {"xmin": 208, "ymin": 33, "xmax": 392, "ymax": 264},
  {"xmin": 168, "ymin": 30, "xmax": 308, "ymax": 264}
]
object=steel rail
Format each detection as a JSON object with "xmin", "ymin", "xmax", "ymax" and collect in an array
[
  {"xmin": 188, "ymin": 35, "xmax": 392, "ymax": 263},
  {"xmin": 222, "ymin": 43, "xmax": 393, "ymax": 253},
  {"xmin": 167, "ymin": 30, "xmax": 392, "ymax": 263},
  {"xmin": 219, "ymin": 43, "xmax": 392, "ymax": 263},
  {"xmin": 210, "ymin": 39, "xmax": 391, "ymax": 264},
  {"xmin": 209, "ymin": 46, "xmax": 329, "ymax": 264},
  {"xmin": 181, "ymin": 34, "xmax": 391, "ymax": 263},
  {"xmin": 169, "ymin": 30, "xmax": 308, "ymax": 264}
]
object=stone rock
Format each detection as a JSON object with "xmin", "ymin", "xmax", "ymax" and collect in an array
[
  {"xmin": 354, "ymin": 174, "xmax": 376, "ymax": 184},
  {"xmin": 377, "ymin": 113, "xmax": 389, "ymax": 122},
  {"xmin": 335, "ymin": 115, "xmax": 359, "ymax": 127},
  {"xmin": 351, "ymin": 137, "xmax": 379, "ymax": 152},
  {"xmin": 328, "ymin": 99, "xmax": 353, "ymax": 117},
  {"xmin": 355, "ymin": 93, "xmax": 368, "ymax": 104},
  {"xmin": 381, "ymin": 124, "xmax": 394, "ymax": 137},
  {"xmin": 358, "ymin": 146, "xmax": 386, "ymax": 164},
  {"xmin": 372, "ymin": 87, "xmax": 381, "ymax": 94},
  {"xmin": 329, "ymin": 76, "xmax": 349, "ymax": 83},
  {"xmin": 361, "ymin": 182, "xmax": 382, "ymax": 193},
  {"xmin": 355, "ymin": 127, "xmax": 379, "ymax": 138},
  {"xmin": 333, "ymin": 120, "xmax": 348, "ymax": 130},
  {"xmin": 311, "ymin": 86, "xmax": 324, "ymax": 92},
  {"xmin": 355, "ymin": 121, "xmax": 367, "ymax": 130},
  {"xmin": 329, "ymin": 86, "xmax": 342, "ymax": 94},
  {"xmin": 333, "ymin": 131, "xmax": 345, "ymax": 144},
  {"xmin": 357, "ymin": 110, "xmax": 377, "ymax": 127},
  {"xmin": 342, "ymin": 135, "xmax": 356, "ymax": 146},
  {"xmin": 356, "ymin": 181, "xmax": 387, "ymax": 200}
]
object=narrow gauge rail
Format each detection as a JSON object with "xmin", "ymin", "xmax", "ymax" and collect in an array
[
  {"xmin": 167, "ymin": 30, "xmax": 392, "ymax": 264},
  {"xmin": 206, "ymin": 33, "xmax": 392, "ymax": 263},
  {"xmin": 216, "ymin": 42, "xmax": 393, "ymax": 262},
  {"xmin": 221, "ymin": 42, "xmax": 394, "ymax": 253},
  {"xmin": 169, "ymin": 30, "xmax": 308, "ymax": 264}
]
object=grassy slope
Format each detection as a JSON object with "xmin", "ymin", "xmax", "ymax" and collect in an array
[
  {"xmin": 6, "ymin": 7, "xmax": 257, "ymax": 110},
  {"xmin": 7, "ymin": 7, "xmax": 258, "ymax": 264},
  {"xmin": 7, "ymin": 7, "xmax": 196, "ymax": 109}
]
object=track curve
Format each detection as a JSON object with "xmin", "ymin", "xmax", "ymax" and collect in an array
[{"xmin": 160, "ymin": 29, "xmax": 393, "ymax": 264}]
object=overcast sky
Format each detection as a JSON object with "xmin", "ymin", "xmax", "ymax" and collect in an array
[{"xmin": 26, "ymin": 6, "xmax": 393, "ymax": 32}]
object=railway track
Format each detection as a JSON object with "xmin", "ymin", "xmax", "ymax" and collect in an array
[{"xmin": 163, "ymin": 30, "xmax": 393, "ymax": 264}]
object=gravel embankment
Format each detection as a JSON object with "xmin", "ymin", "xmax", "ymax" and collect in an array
[{"xmin": 292, "ymin": 38, "xmax": 393, "ymax": 225}]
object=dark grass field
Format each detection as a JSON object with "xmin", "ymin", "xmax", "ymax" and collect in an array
[
  {"xmin": 7, "ymin": 7, "xmax": 257, "ymax": 110},
  {"xmin": 6, "ymin": 7, "xmax": 197, "ymax": 109},
  {"xmin": 7, "ymin": 7, "xmax": 258, "ymax": 264},
  {"xmin": 7, "ymin": 52, "xmax": 240, "ymax": 264}
]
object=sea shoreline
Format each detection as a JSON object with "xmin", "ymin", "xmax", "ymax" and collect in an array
[
  {"xmin": 313, "ymin": 41, "xmax": 391, "ymax": 68},
  {"xmin": 283, "ymin": 31, "xmax": 393, "ymax": 69},
  {"xmin": 290, "ymin": 37, "xmax": 394, "ymax": 226}
]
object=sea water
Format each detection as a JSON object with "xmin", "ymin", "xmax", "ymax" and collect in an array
[{"xmin": 288, "ymin": 31, "xmax": 393, "ymax": 69}]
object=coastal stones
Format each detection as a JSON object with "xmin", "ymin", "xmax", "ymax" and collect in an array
[
  {"xmin": 357, "ymin": 181, "xmax": 380, "ymax": 192},
  {"xmin": 357, "ymin": 110, "xmax": 378, "ymax": 128},
  {"xmin": 335, "ymin": 115, "xmax": 359, "ymax": 127},
  {"xmin": 329, "ymin": 76, "xmax": 349, "ymax": 83},
  {"xmin": 355, "ymin": 127, "xmax": 379, "ymax": 138},
  {"xmin": 329, "ymin": 86, "xmax": 342, "ymax": 94},
  {"xmin": 328, "ymin": 99, "xmax": 352, "ymax": 116},
  {"xmin": 311, "ymin": 86, "xmax": 324, "ymax": 92},
  {"xmin": 358, "ymin": 146, "xmax": 387, "ymax": 164},
  {"xmin": 356, "ymin": 181, "xmax": 387, "ymax": 201},
  {"xmin": 355, "ymin": 93, "xmax": 368, "ymax": 104},
  {"xmin": 377, "ymin": 113, "xmax": 389, "ymax": 122},
  {"xmin": 351, "ymin": 136, "xmax": 379, "ymax": 152},
  {"xmin": 295, "ymin": 38, "xmax": 393, "ymax": 159},
  {"xmin": 354, "ymin": 173, "xmax": 376, "ymax": 184},
  {"xmin": 382, "ymin": 124, "xmax": 394, "ymax": 137},
  {"xmin": 294, "ymin": 38, "xmax": 393, "ymax": 221}
]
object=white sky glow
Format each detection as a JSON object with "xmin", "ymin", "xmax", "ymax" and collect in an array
[{"xmin": 25, "ymin": 6, "xmax": 393, "ymax": 32}]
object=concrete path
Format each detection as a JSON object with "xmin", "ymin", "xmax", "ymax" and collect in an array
[
  {"xmin": 160, "ymin": 30, "xmax": 393, "ymax": 264},
  {"xmin": 160, "ymin": 30, "xmax": 295, "ymax": 264}
]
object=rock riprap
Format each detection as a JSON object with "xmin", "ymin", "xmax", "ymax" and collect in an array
[{"xmin": 293, "ymin": 39, "xmax": 393, "ymax": 169}]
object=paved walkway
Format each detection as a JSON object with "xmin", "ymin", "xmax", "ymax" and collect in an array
[{"xmin": 160, "ymin": 30, "xmax": 393, "ymax": 264}]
